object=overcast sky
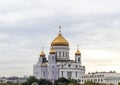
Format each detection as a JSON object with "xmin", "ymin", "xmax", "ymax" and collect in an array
[{"xmin": 0, "ymin": 0, "xmax": 120, "ymax": 77}]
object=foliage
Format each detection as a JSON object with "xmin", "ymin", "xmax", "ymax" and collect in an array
[
  {"xmin": 31, "ymin": 82, "xmax": 39, "ymax": 85},
  {"xmin": 83, "ymin": 81, "xmax": 99, "ymax": 85},
  {"xmin": 21, "ymin": 76, "xmax": 52, "ymax": 85},
  {"xmin": 0, "ymin": 81, "xmax": 18, "ymax": 85},
  {"xmin": 54, "ymin": 77, "xmax": 80, "ymax": 85},
  {"xmin": 54, "ymin": 77, "xmax": 70, "ymax": 85},
  {"xmin": 38, "ymin": 79, "xmax": 52, "ymax": 85},
  {"xmin": 26, "ymin": 76, "xmax": 38, "ymax": 85}
]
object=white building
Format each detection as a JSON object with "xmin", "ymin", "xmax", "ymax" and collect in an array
[
  {"xmin": 80, "ymin": 72, "xmax": 120, "ymax": 85},
  {"xmin": 33, "ymin": 27, "xmax": 120, "ymax": 85},
  {"xmin": 33, "ymin": 28, "xmax": 85, "ymax": 81}
]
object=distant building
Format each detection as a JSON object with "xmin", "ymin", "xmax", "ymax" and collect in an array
[
  {"xmin": 80, "ymin": 72, "xmax": 120, "ymax": 85},
  {"xmin": 33, "ymin": 27, "xmax": 85, "ymax": 81},
  {"xmin": 0, "ymin": 76, "xmax": 27, "ymax": 84}
]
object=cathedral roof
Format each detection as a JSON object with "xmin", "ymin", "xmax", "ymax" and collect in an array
[{"xmin": 51, "ymin": 26, "xmax": 69, "ymax": 46}]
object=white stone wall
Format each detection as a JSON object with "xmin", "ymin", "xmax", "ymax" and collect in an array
[
  {"xmin": 33, "ymin": 64, "xmax": 41, "ymax": 79},
  {"xmin": 33, "ymin": 64, "xmax": 48, "ymax": 79},
  {"xmin": 58, "ymin": 62, "xmax": 85, "ymax": 80},
  {"xmin": 48, "ymin": 54, "xmax": 58, "ymax": 81}
]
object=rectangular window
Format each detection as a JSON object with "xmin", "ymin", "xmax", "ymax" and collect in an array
[
  {"xmin": 67, "ymin": 71, "xmax": 72, "ymax": 79},
  {"xmin": 61, "ymin": 71, "xmax": 63, "ymax": 77},
  {"xmin": 76, "ymin": 72, "xmax": 77, "ymax": 77},
  {"xmin": 59, "ymin": 52, "xmax": 61, "ymax": 57},
  {"xmin": 52, "ymin": 72, "xmax": 54, "ymax": 75},
  {"xmin": 44, "ymin": 72, "xmax": 45, "ymax": 76},
  {"xmin": 66, "ymin": 52, "xmax": 67, "ymax": 57}
]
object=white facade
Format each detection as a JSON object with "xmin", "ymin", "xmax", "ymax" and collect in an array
[
  {"xmin": 80, "ymin": 72, "xmax": 120, "ymax": 85},
  {"xmin": 33, "ymin": 29, "xmax": 85, "ymax": 81}
]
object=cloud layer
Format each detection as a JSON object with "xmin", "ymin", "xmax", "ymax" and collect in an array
[{"xmin": 0, "ymin": 0, "xmax": 120, "ymax": 76}]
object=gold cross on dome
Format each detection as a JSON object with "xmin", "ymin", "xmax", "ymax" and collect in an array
[
  {"xmin": 59, "ymin": 26, "xmax": 61, "ymax": 34},
  {"xmin": 77, "ymin": 45, "xmax": 79, "ymax": 50},
  {"xmin": 42, "ymin": 47, "xmax": 44, "ymax": 52}
]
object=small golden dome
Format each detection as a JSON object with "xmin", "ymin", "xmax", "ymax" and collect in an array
[
  {"xmin": 75, "ymin": 46, "xmax": 81, "ymax": 56},
  {"xmin": 40, "ymin": 48, "xmax": 45, "ymax": 57},
  {"xmin": 75, "ymin": 50, "xmax": 81, "ymax": 56},
  {"xmin": 40, "ymin": 51, "xmax": 45, "ymax": 57},
  {"xmin": 51, "ymin": 27, "xmax": 69, "ymax": 46},
  {"xmin": 49, "ymin": 47, "xmax": 56, "ymax": 54}
]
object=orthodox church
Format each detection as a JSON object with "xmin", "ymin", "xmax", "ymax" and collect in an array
[{"xmin": 33, "ymin": 27, "xmax": 85, "ymax": 81}]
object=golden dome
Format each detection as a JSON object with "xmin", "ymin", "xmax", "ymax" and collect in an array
[
  {"xmin": 75, "ymin": 46, "xmax": 81, "ymax": 56},
  {"xmin": 49, "ymin": 47, "xmax": 56, "ymax": 54},
  {"xmin": 40, "ymin": 48, "xmax": 45, "ymax": 57},
  {"xmin": 75, "ymin": 50, "xmax": 81, "ymax": 56},
  {"xmin": 51, "ymin": 27, "xmax": 69, "ymax": 46}
]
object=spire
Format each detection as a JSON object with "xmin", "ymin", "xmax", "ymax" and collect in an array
[
  {"xmin": 59, "ymin": 26, "xmax": 61, "ymax": 34},
  {"xmin": 42, "ymin": 47, "xmax": 44, "ymax": 52},
  {"xmin": 77, "ymin": 45, "xmax": 79, "ymax": 51}
]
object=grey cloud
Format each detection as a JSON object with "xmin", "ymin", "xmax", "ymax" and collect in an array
[{"xmin": 0, "ymin": 0, "xmax": 120, "ymax": 76}]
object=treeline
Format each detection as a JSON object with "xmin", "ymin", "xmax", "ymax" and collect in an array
[
  {"xmin": 0, "ymin": 76, "xmax": 120, "ymax": 85},
  {"xmin": 22, "ymin": 76, "xmax": 80, "ymax": 85}
]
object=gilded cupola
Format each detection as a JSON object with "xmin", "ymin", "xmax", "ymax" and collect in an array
[
  {"xmin": 75, "ymin": 45, "xmax": 81, "ymax": 56},
  {"xmin": 51, "ymin": 26, "xmax": 69, "ymax": 46},
  {"xmin": 40, "ymin": 47, "xmax": 45, "ymax": 57},
  {"xmin": 49, "ymin": 47, "xmax": 56, "ymax": 54}
]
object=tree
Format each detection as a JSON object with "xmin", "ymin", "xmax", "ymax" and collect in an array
[
  {"xmin": 26, "ymin": 76, "xmax": 38, "ymax": 85},
  {"xmin": 31, "ymin": 82, "xmax": 39, "ymax": 85},
  {"xmin": 21, "ymin": 76, "xmax": 53, "ymax": 85},
  {"xmin": 38, "ymin": 79, "xmax": 52, "ymax": 85},
  {"xmin": 54, "ymin": 77, "xmax": 80, "ymax": 85},
  {"xmin": 83, "ymin": 81, "xmax": 98, "ymax": 85},
  {"xmin": 21, "ymin": 82, "xmax": 28, "ymax": 85},
  {"xmin": 118, "ymin": 82, "xmax": 120, "ymax": 85},
  {"xmin": 68, "ymin": 79, "xmax": 80, "ymax": 85},
  {"xmin": 54, "ymin": 77, "xmax": 70, "ymax": 85}
]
